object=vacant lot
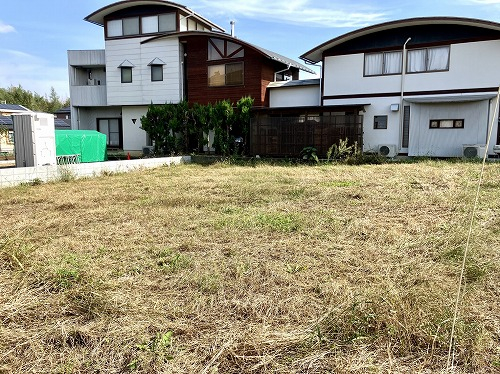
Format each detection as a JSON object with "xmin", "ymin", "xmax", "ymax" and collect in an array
[{"xmin": 1, "ymin": 161, "xmax": 499, "ymax": 373}]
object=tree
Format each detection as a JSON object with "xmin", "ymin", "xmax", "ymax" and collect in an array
[{"xmin": 0, "ymin": 85, "xmax": 69, "ymax": 113}]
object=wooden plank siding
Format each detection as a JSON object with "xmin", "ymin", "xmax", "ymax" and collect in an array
[{"xmin": 180, "ymin": 35, "xmax": 278, "ymax": 107}]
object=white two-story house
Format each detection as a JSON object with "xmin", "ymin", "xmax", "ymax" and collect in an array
[
  {"xmin": 68, "ymin": 0, "xmax": 314, "ymax": 152},
  {"xmin": 299, "ymin": 17, "xmax": 500, "ymax": 158}
]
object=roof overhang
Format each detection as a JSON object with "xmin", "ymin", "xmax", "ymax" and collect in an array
[
  {"xmin": 267, "ymin": 79, "xmax": 320, "ymax": 89},
  {"xmin": 301, "ymin": 17, "xmax": 500, "ymax": 63},
  {"xmin": 85, "ymin": 0, "xmax": 225, "ymax": 32},
  {"xmin": 252, "ymin": 104, "xmax": 370, "ymax": 114},
  {"xmin": 404, "ymin": 93, "xmax": 497, "ymax": 103}
]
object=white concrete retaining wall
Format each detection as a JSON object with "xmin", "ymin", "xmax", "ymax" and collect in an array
[{"xmin": 0, "ymin": 156, "xmax": 191, "ymax": 188}]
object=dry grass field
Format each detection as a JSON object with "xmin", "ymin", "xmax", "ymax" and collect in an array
[{"xmin": 0, "ymin": 160, "xmax": 499, "ymax": 373}]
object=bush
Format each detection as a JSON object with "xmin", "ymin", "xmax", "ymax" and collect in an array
[{"xmin": 140, "ymin": 96, "xmax": 254, "ymax": 156}]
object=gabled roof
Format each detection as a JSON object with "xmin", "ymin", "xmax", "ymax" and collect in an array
[
  {"xmin": 301, "ymin": 17, "xmax": 500, "ymax": 63},
  {"xmin": 144, "ymin": 30, "xmax": 316, "ymax": 74},
  {"xmin": 85, "ymin": 0, "xmax": 225, "ymax": 32}
]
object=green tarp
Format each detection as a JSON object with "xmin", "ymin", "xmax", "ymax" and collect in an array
[{"xmin": 55, "ymin": 130, "xmax": 107, "ymax": 163}]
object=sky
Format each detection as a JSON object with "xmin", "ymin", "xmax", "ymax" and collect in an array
[{"xmin": 1, "ymin": 0, "xmax": 500, "ymax": 99}]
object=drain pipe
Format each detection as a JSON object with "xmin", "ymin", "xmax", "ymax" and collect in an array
[
  {"xmin": 274, "ymin": 63, "xmax": 291, "ymax": 82},
  {"xmin": 399, "ymin": 37, "xmax": 411, "ymax": 151}
]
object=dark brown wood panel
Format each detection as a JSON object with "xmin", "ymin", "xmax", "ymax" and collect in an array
[{"xmin": 181, "ymin": 35, "xmax": 279, "ymax": 107}]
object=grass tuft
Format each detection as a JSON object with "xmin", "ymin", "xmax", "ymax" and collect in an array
[{"xmin": 0, "ymin": 161, "xmax": 498, "ymax": 372}]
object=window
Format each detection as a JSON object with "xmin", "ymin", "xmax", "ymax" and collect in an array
[
  {"xmin": 123, "ymin": 17, "xmax": 139, "ymax": 35},
  {"xmin": 208, "ymin": 38, "xmax": 244, "ymax": 60},
  {"xmin": 142, "ymin": 15, "xmax": 159, "ymax": 34},
  {"xmin": 374, "ymin": 115, "xmax": 388, "ymax": 129},
  {"xmin": 408, "ymin": 46, "xmax": 449, "ymax": 73},
  {"xmin": 106, "ymin": 13, "xmax": 176, "ymax": 37},
  {"xmin": 151, "ymin": 65, "xmax": 163, "ymax": 81},
  {"xmin": 107, "ymin": 19, "xmax": 122, "ymax": 37},
  {"xmin": 121, "ymin": 67, "xmax": 132, "ymax": 83},
  {"xmin": 158, "ymin": 13, "xmax": 176, "ymax": 32},
  {"xmin": 364, "ymin": 51, "xmax": 402, "ymax": 76},
  {"xmin": 148, "ymin": 58, "xmax": 165, "ymax": 82},
  {"xmin": 7, "ymin": 130, "xmax": 14, "ymax": 144},
  {"xmin": 208, "ymin": 62, "xmax": 244, "ymax": 86},
  {"xmin": 98, "ymin": 119, "xmax": 122, "ymax": 148},
  {"xmin": 429, "ymin": 119, "xmax": 463, "ymax": 129}
]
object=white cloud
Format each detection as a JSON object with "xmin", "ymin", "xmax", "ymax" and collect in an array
[
  {"xmin": 0, "ymin": 49, "xmax": 69, "ymax": 98},
  {"xmin": 192, "ymin": 0, "xmax": 388, "ymax": 28},
  {"xmin": 0, "ymin": 20, "xmax": 15, "ymax": 33},
  {"xmin": 467, "ymin": 0, "xmax": 500, "ymax": 3}
]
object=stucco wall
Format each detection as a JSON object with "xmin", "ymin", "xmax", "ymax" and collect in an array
[{"xmin": 269, "ymin": 85, "xmax": 321, "ymax": 107}]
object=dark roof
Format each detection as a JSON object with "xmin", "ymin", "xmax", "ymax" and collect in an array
[
  {"xmin": 0, "ymin": 116, "xmax": 13, "ymax": 125},
  {"xmin": 251, "ymin": 44, "xmax": 316, "ymax": 74},
  {"xmin": 0, "ymin": 104, "xmax": 29, "ymax": 112},
  {"xmin": 301, "ymin": 17, "xmax": 500, "ymax": 63},
  {"xmin": 54, "ymin": 106, "xmax": 71, "ymax": 114},
  {"xmin": 85, "ymin": 0, "xmax": 225, "ymax": 32},
  {"xmin": 144, "ymin": 30, "xmax": 316, "ymax": 74},
  {"xmin": 0, "ymin": 116, "xmax": 70, "ymax": 129}
]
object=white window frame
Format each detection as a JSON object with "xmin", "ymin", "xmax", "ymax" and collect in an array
[{"xmin": 151, "ymin": 65, "xmax": 163, "ymax": 82}]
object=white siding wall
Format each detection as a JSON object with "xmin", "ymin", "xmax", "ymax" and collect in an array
[
  {"xmin": 405, "ymin": 40, "xmax": 500, "ymax": 92},
  {"xmin": 270, "ymin": 85, "xmax": 321, "ymax": 107},
  {"xmin": 105, "ymin": 37, "xmax": 182, "ymax": 106},
  {"xmin": 121, "ymin": 106, "xmax": 149, "ymax": 151},
  {"xmin": 323, "ymin": 53, "xmax": 401, "ymax": 97},
  {"xmin": 323, "ymin": 40, "xmax": 500, "ymax": 98},
  {"xmin": 323, "ymin": 39, "xmax": 500, "ymax": 156},
  {"xmin": 409, "ymin": 101, "xmax": 489, "ymax": 157}
]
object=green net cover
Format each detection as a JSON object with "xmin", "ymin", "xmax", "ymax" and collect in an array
[{"xmin": 55, "ymin": 130, "xmax": 107, "ymax": 163}]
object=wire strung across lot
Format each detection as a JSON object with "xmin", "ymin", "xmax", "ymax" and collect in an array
[{"xmin": 446, "ymin": 85, "xmax": 500, "ymax": 371}]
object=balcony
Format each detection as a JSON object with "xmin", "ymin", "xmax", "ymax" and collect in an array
[
  {"xmin": 70, "ymin": 85, "xmax": 107, "ymax": 107},
  {"xmin": 68, "ymin": 50, "xmax": 107, "ymax": 106}
]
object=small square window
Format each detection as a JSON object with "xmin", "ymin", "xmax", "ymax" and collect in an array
[
  {"xmin": 151, "ymin": 65, "xmax": 163, "ymax": 81},
  {"xmin": 374, "ymin": 115, "xmax": 388, "ymax": 129},
  {"xmin": 121, "ymin": 67, "xmax": 132, "ymax": 83}
]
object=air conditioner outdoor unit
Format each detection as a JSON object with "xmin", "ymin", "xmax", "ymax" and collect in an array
[
  {"xmin": 142, "ymin": 146, "xmax": 154, "ymax": 155},
  {"xmin": 462, "ymin": 144, "xmax": 486, "ymax": 159},
  {"xmin": 378, "ymin": 144, "xmax": 398, "ymax": 157}
]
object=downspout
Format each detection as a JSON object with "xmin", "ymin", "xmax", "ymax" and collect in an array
[
  {"xmin": 486, "ymin": 98, "xmax": 492, "ymax": 145},
  {"xmin": 400, "ymin": 37, "xmax": 411, "ymax": 151},
  {"xmin": 274, "ymin": 63, "xmax": 291, "ymax": 82}
]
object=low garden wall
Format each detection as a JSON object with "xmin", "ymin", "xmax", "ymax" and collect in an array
[{"xmin": 0, "ymin": 156, "xmax": 191, "ymax": 188}]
